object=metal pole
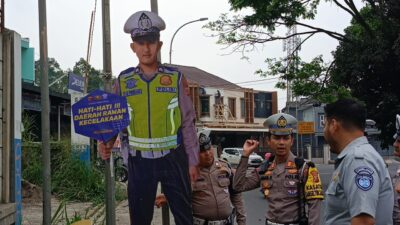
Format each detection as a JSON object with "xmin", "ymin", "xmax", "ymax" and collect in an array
[
  {"xmin": 102, "ymin": 0, "xmax": 115, "ymax": 224},
  {"xmin": 38, "ymin": 0, "xmax": 51, "ymax": 224},
  {"xmin": 169, "ymin": 18, "xmax": 208, "ymax": 64}
]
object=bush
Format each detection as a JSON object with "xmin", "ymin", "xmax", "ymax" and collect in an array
[{"xmin": 22, "ymin": 139, "xmax": 127, "ymax": 204}]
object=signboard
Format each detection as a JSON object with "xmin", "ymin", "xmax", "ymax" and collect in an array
[
  {"xmin": 68, "ymin": 73, "xmax": 85, "ymax": 93},
  {"xmin": 72, "ymin": 90, "xmax": 130, "ymax": 142},
  {"xmin": 298, "ymin": 121, "xmax": 315, "ymax": 134}
]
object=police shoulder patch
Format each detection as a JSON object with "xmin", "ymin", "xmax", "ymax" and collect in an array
[{"xmin": 354, "ymin": 166, "xmax": 374, "ymax": 191}]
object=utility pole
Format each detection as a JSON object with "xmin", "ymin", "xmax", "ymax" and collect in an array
[
  {"xmin": 38, "ymin": 0, "xmax": 51, "ymax": 224},
  {"xmin": 149, "ymin": 2, "xmax": 170, "ymax": 224},
  {"xmin": 102, "ymin": 0, "xmax": 115, "ymax": 224}
]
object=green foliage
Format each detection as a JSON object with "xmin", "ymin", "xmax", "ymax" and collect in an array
[
  {"xmin": 71, "ymin": 58, "xmax": 104, "ymax": 92},
  {"xmin": 21, "ymin": 111, "xmax": 39, "ymax": 142},
  {"xmin": 332, "ymin": 4, "xmax": 400, "ymax": 147},
  {"xmin": 35, "ymin": 58, "xmax": 68, "ymax": 94},
  {"xmin": 22, "ymin": 140, "xmax": 127, "ymax": 204}
]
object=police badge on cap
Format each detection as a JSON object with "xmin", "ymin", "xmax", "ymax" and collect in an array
[
  {"xmin": 263, "ymin": 113, "xmax": 298, "ymax": 135},
  {"xmin": 124, "ymin": 11, "xmax": 166, "ymax": 40}
]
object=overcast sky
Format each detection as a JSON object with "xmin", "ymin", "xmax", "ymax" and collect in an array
[{"xmin": 7, "ymin": 0, "xmax": 360, "ymax": 110}]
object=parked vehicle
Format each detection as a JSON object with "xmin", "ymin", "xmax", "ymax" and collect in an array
[{"xmin": 220, "ymin": 147, "xmax": 263, "ymax": 167}]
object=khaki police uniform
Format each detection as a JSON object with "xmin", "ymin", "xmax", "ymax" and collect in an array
[
  {"xmin": 233, "ymin": 113, "xmax": 323, "ymax": 225},
  {"xmin": 193, "ymin": 159, "xmax": 246, "ymax": 225}
]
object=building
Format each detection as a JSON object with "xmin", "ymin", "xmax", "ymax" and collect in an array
[
  {"xmin": 166, "ymin": 64, "xmax": 278, "ymax": 153},
  {"xmin": 283, "ymin": 99, "xmax": 393, "ymax": 162}
]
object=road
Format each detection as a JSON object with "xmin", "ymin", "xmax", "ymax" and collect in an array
[{"xmin": 241, "ymin": 162, "xmax": 399, "ymax": 225}]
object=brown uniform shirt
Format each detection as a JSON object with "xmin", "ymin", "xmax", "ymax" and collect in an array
[
  {"xmin": 192, "ymin": 159, "xmax": 246, "ymax": 225},
  {"xmin": 393, "ymin": 165, "xmax": 400, "ymax": 225},
  {"xmin": 233, "ymin": 152, "xmax": 322, "ymax": 225}
]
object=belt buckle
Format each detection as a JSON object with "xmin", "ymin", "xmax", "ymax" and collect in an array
[
  {"xmin": 208, "ymin": 221, "xmax": 226, "ymax": 225},
  {"xmin": 193, "ymin": 217, "xmax": 206, "ymax": 225}
]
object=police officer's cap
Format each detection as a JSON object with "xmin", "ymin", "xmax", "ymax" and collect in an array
[
  {"xmin": 124, "ymin": 11, "xmax": 166, "ymax": 41},
  {"xmin": 263, "ymin": 113, "xmax": 298, "ymax": 135},
  {"xmin": 394, "ymin": 114, "xmax": 400, "ymax": 139},
  {"xmin": 198, "ymin": 130, "xmax": 212, "ymax": 151}
]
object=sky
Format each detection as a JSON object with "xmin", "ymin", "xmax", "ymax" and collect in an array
[{"xmin": 7, "ymin": 0, "xmax": 359, "ymax": 110}]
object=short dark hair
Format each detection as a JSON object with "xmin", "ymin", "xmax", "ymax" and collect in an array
[{"xmin": 324, "ymin": 98, "xmax": 366, "ymax": 131}]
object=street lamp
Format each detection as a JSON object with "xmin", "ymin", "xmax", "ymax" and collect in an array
[{"xmin": 169, "ymin": 17, "xmax": 208, "ymax": 64}]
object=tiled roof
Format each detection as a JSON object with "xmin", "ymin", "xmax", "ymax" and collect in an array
[{"xmin": 164, "ymin": 64, "xmax": 242, "ymax": 90}]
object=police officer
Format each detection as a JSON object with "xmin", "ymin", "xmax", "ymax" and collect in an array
[
  {"xmin": 323, "ymin": 99, "xmax": 393, "ymax": 225},
  {"xmin": 98, "ymin": 11, "xmax": 199, "ymax": 225},
  {"xmin": 392, "ymin": 114, "xmax": 400, "ymax": 225},
  {"xmin": 234, "ymin": 113, "xmax": 323, "ymax": 225},
  {"xmin": 156, "ymin": 130, "xmax": 247, "ymax": 225}
]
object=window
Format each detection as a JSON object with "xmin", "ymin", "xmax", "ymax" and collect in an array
[
  {"xmin": 228, "ymin": 98, "xmax": 236, "ymax": 118},
  {"xmin": 200, "ymin": 96, "xmax": 210, "ymax": 117},
  {"xmin": 319, "ymin": 114, "xmax": 325, "ymax": 128},
  {"xmin": 240, "ymin": 98, "xmax": 245, "ymax": 118}
]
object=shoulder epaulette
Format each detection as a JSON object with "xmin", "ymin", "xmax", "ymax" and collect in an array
[
  {"xmin": 294, "ymin": 157, "xmax": 305, "ymax": 169},
  {"xmin": 119, "ymin": 67, "xmax": 136, "ymax": 76},
  {"xmin": 354, "ymin": 147, "xmax": 365, "ymax": 159},
  {"xmin": 218, "ymin": 158, "xmax": 232, "ymax": 169}
]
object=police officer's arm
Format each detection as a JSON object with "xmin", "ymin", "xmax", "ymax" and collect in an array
[
  {"xmin": 393, "ymin": 173, "xmax": 400, "ymax": 225},
  {"xmin": 303, "ymin": 164, "xmax": 324, "ymax": 225},
  {"xmin": 232, "ymin": 140, "xmax": 260, "ymax": 192},
  {"xmin": 343, "ymin": 157, "xmax": 380, "ymax": 224},
  {"xmin": 351, "ymin": 214, "xmax": 375, "ymax": 225},
  {"xmin": 178, "ymin": 75, "xmax": 199, "ymax": 175},
  {"xmin": 229, "ymin": 171, "xmax": 246, "ymax": 225}
]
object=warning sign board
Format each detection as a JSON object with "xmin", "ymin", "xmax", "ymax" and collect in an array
[{"xmin": 298, "ymin": 121, "xmax": 315, "ymax": 134}]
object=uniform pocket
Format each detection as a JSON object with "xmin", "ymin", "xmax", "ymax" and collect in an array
[
  {"xmin": 193, "ymin": 181, "xmax": 207, "ymax": 191},
  {"xmin": 217, "ymin": 178, "xmax": 230, "ymax": 187}
]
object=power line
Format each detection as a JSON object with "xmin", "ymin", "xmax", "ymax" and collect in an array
[{"xmin": 196, "ymin": 77, "xmax": 280, "ymax": 89}]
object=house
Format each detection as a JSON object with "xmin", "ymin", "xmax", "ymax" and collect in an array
[{"xmin": 165, "ymin": 64, "xmax": 278, "ymax": 154}]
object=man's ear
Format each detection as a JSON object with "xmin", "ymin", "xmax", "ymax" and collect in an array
[{"xmin": 130, "ymin": 42, "xmax": 136, "ymax": 53}]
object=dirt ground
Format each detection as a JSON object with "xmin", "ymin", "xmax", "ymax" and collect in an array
[{"xmin": 21, "ymin": 181, "xmax": 174, "ymax": 225}]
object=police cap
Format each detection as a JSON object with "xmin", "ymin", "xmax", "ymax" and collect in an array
[
  {"xmin": 263, "ymin": 113, "xmax": 298, "ymax": 135},
  {"xmin": 124, "ymin": 11, "xmax": 166, "ymax": 41},
  {"xmin": 198, "ymin": 130, "xmax": 212, "ymax": 151}
]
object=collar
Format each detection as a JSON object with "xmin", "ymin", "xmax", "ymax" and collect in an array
[{"xmin": 337, "ymin": 136, "xmax": 368, "ymax": 160}]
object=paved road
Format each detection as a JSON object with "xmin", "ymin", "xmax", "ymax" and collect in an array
[{"xmin": 242, "ymin": 162, "xmax": 399, "ymax": 225}]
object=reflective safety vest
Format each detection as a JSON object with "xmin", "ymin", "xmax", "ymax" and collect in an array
[{"xmin": 119, "ymin": 70, "xmax": 182, "ymax": 151}]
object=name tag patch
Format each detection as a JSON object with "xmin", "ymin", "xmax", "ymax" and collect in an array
[
  {"xmin": 156, "ymin": 87, "xmax": 177, "ymax": 93},
  {"xmin": 123, "ymin": 89, "xmax": 142, "ymax": 96},
  {"xmin": 354, "ymin": 166, "xmax": 374, "ymax": 191}
]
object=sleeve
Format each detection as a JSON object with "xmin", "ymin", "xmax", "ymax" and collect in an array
[
  {"xmin": 232, "ymin": 156, "xmax": 260, "ymax": 192},
  {"xmin": 303, "ymin": 164, "xmax": 323, "ymax": 225},
  {"xmin": 307, "ymin": 199, "xmax": 322, "ymax": 225},
  {"xmin": 178, "ymin": 74, "xmax": 199, "ymax": 166},
  {"xmin": 230, "ymin": 191, "xmax": 246, "ymax": 225},
  {"xmin": 393, "ymin": 173, "xmax": 400, "ymax": 225},
  {"xmin": 229, "ymin": 167, "xmax": 246, "ymax": 225},
  {"xmin": 343, "ymin": 157, "xmax": 379, "ymax": 219}
]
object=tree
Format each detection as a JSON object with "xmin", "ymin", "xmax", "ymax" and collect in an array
[
  {"xmin": 71, "ymin": 58, "xmax": 103, "ymax": 92},
  {"xmin": 332, "ymin": 5, "xmax": 400, "ymax": 146},
  {"xmin": 206, "ymin": 0, "xmax": 400, "ymax": 146},
  {"xmin": 35, "ymin": 58, "xmax": 67, "ymax": 93}
]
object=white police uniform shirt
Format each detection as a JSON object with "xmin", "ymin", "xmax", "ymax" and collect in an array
[{"xmin": 324, "ymin": 136, "xmax": 394, "ymax": 225}]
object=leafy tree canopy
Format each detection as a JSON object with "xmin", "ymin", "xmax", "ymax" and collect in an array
[{"xmin": 206, "ymin": 0, "xmax": 400, "ymax": 146}]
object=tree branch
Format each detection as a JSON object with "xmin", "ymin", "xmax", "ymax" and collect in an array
[{"xmin": 344, "ymin": 0, "xmax": 375, "ymax": 37}]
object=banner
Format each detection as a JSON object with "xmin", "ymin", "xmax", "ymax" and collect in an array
[
  {"xmin": 68, "ymin": 73, "xmax": 85, "ymax": 93},
  {"xmin": 72, "ymin": 90, "xmax": 130, "ymax": 142}
]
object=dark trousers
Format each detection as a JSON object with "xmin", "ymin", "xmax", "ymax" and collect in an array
[{"xmin": 127, "ymin": 146, "xmax": 193, "ymax": 225}]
